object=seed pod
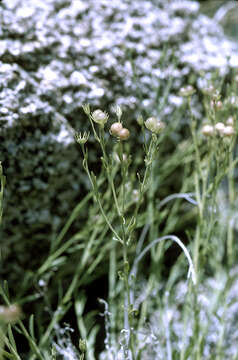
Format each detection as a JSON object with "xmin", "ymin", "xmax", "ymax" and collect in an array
[
  {"xmin": 202, "ymin": 124, "xmax": 214, "ymax": 137},
  {"xmin": 179, "ymin": 85, "xmax": 195, "ymax": 97},
  {"xmin": 0, "ymin": 304, "xmax": 22, "ymax": 324},
  {"xmin": 215, "ymin": 122, "xmax": 225, "ymax": 135},
  {"xmin": 91, "ymin": 109, "xmax": 109, "ymax": 126},
  {"xmin": 145, "ymin": 117, "xmax": 165, "ymax": 134},
  {"xmin": 118, "ymin": 128, "xmax": 130, "ymax": 140},
  {"xmin": 202, "ymin": 85, "xmax": 216, "ymax": 96},
  {"xmin": 223, "ymin": 126, "xmax": 235, "ymax": 137},
  {"xmin": 110, "ymin": 122, "xmax": 123, "ymax": 137}
]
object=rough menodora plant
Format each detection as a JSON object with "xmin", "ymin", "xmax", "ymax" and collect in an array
[
  {"xmin": 75, "ymin": 104, "xmax": 196, "ymax": 359},
  {"xmin": 0, "ymin": 77, "xmax": 237, "ymax": 359}
]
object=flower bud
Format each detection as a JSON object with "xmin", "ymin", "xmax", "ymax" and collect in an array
[
  {"xmin": 115, "ymin": 105, "xmax": 122, "ymax": 121},
  {"xmin": 137, "ymin": 115, "xmax": 144, "ymax": 126},
  {"xmin": 223, "ymin": 126, "xmax": 235, "ymax": 137},
  {"xmin": 145, "ymin": 117, "xmax": 165, "ymax": 134},
  {"xmin": 202, "ymin": 124, "xmax": 214, "ymax": 137},
  {"xmin": 91, "ymin": 109, "xmax": 109, "ymax": 126},
  {"xmin": 118, "ymin": 128, "xmax": 130, "ymax": 140},
  {"xmin": 79, "ymin": 339, "xmax": 87, "ymax": 353},
  {"xmin": 110, "ymin": 122, "xmax": 123, "ymax": 137},
  {"xmin": 75, "ymin": 131, "xmax": 90, "ymax": 145}
]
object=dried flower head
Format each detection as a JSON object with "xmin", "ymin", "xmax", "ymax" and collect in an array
[
  {"xmin": 202, "ymin": 124, "xmax": 214, "ymax": 137},
  {"xmin": 145, "ymin": 117, "xmax": 165, "ymax": 134},
  {"xmin": 91, "ymin": 109, "xmax": 109, "ymax": 126},
  {"xmin": 110, "ymin": 122, "xmax": 123, "ymax": 137}
]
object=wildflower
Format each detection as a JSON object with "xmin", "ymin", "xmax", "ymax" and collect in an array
[
  {"xmin": 145, "ymin": 117, "xmax": 165, "ymax": 134},
  {"xmin": 118, "ymin": 128, "xmax": 130, "ymax": 140},
  {"xmin": 202, "ymin": 124, "xmax": 214, "ymax": 137},
  {"xmin": 91, "ymin": 109, "xmax": 109, "ymax": 126},
  {"xmin": 179, "ymin": 85, "xmax": 195, "ymax": 97},
  {"xmin": 110, "ymin": 122, "xmax": 123, "ymax": 137}
]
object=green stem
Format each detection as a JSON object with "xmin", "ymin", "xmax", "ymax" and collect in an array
[{"xmin": 227, "ymin": 144, "xmax": 235, "ymax": 266}]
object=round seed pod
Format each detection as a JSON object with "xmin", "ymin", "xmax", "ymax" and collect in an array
[
  {"xmin": 110, "ymin": 122, "xmax": 123, "ymax": 137},
  {"xmin": 145, "ymin": 117, "xmax": 165, "ymax": 134},
  {"xmin": 223, "ymin": 126, "xmax": 235, "ymax": 137},
  {"xmin": 118, "ymin": 128, "xmax": 130, "ymax": 140},
  {"xmin": 202, "ymin": 124, "xmax": 214, "ymax": 137},
  {"xmin": 91, "ymin": 109, "xmax": 109, "ymax": 126},
  {"xmin": 215, "ymin": 122, "xmax": 225, "ymax": 135}
]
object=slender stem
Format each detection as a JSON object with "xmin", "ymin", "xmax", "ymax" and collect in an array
[
  {"xmin": 227, "ymin": 142, "xmax": 235, "ymax": 266},
  {"xmin": 81, "ymin": 145, "xmax": 122, "ymax": 243}
]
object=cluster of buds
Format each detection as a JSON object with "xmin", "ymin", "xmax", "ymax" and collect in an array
[
  {"xmin": 145, "ymin": 117, "xmax": 165, "ymax": 134},
  {"xmin": 110, "ymin": 122, "xmax": 130, "ymax": 141},
  {"xmin": 202, "ymin": 118, "xmax": 235, "ymax": 138},
  {"xmin": 0, "ymin": 304, "xmax": 21, "ymax": 324}
]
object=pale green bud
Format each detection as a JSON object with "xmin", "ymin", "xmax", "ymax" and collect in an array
[
  {"xmin": 110, "ymin": 122, "xmax": 123, "ymax": 137},
  {"xmin": 75, "ymin": 132, "xmax": 90, "ymax": 145}
]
